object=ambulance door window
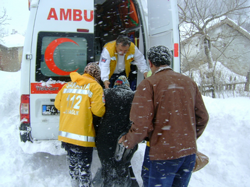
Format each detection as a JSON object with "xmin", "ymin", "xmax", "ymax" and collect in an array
[{"xmin": 36, "ymin": 32, "xmax": 94, "ymax": 82}]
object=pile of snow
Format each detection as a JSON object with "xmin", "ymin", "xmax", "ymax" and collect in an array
[
  {"xmin": 0, "ymin": 70, "xmax": 250, "ymax": 187},
  {"xmin": 183, "ymin": 62, "xmax": 249, "ymax": 98},
  {"xmin": 39, "ymin": 78, "xmax": 66, "ymax": 88},
  {"xmin": 183, "ymin": 61, "xmax": 246, "ymax": 85}
]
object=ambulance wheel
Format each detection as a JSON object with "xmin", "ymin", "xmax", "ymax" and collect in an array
[
  {"xmin": 20, "ymin": 131, "xmax": 33, "ymax": 143},
  {"xmin": 19, "ymin": 123, "xmax": 33, "ymax": 143}
]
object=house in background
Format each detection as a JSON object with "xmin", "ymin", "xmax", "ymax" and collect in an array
[
  {"xmin": 0, "ymin": 33, "xmax": 25, "ymax": 72},
  {"xmin": 181, "ymin": 18, "xmax": 250, "ymax": 77},
  {"xmin": 180, "ymin": 18, "xmax": 250, "ymax": 97}
]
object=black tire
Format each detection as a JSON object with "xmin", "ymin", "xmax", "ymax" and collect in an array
[{"xmin": 19, "ymin": 131, "xmax": 33, "ymax": 142}]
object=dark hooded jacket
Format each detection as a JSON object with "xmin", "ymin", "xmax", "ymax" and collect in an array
[
  {"xmin": 96, "ymin": 84, "xmax": 134, "ymax": 161},
  {"xmin": 95, "ymin": 84, "xmax": 136, "ymax": 187}
]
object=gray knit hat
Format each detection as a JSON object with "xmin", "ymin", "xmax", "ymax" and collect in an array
[{"xmin": 147, "ymin": 45, "xmax": 172, "ymax": 66}]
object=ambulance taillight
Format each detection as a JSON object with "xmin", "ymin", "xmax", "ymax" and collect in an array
[
  {"xmin": 77, "ymin": 29, "xmax": 89, "ymax": 33},
  {"xmin": 20, "ymin": 94, "xmax": 30, "ymax": 124}
]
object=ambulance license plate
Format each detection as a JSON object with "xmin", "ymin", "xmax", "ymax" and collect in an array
[{"xmin": 42, "ymin": 105, "xmax": 60, "ymax": 115}]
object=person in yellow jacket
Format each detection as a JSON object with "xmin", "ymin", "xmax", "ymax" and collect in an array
[
  {"xmin": 99, "ymin": 35, "xmax": 149, "ymax": 89},
  {"xmin": 54, "ymin": 62, "xmax": 105, "ymax": 187}
]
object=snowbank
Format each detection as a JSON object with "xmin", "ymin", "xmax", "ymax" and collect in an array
[{"xmin": 183, "ymin": 62, "xmax": 249, "ymax": 98}]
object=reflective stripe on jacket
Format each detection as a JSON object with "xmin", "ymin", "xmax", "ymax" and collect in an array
[
  {"xmin": 104, "ymin": 41, "xmax": 135, "ymax": 79},
  {"xmin": 55, "ymin": 72, "xmax": 105, "ymax": 147}
]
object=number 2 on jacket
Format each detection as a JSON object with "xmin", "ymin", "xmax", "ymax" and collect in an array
[{"xmin": 67, "ymin": 95, "xmax": 82, "ymax": 109}]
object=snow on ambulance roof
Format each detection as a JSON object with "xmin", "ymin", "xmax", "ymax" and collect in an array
[{"xmin": 0, "ymin": 33, "xmax": 25, "ymax": 48}]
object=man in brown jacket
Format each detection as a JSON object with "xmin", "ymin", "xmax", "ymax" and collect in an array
[{"xmin": 119, "ymin": 46, "xmax": 209, "ymax": 187}]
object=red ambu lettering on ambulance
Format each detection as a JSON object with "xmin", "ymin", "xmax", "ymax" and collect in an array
[{"xmin": 47, "ymin": 8, "xmax": 94, "ymax": 22}]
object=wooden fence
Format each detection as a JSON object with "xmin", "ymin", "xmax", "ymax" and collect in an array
[{"xmin": 200, "ymin": 72, "xmax": 250, "ymax": 97}]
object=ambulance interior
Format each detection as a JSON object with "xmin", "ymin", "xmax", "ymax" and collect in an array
[
  {"xmin": 93, "ymin": 0, "xmax": 146, "ymax": 89},
  {"xmin": 94, "ymin": 0, "xmax": 145, "ymax": 62}
]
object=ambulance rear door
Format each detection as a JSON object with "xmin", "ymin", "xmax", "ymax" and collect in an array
[
  {"xmin": 147, "ymin": 0, "xmax": 180, "ymax": 72},
  {"xmin": 29, "ymin": 0, "xmax": 94, "ymax": 140}
]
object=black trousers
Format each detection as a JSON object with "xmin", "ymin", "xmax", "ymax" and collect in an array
[{"xmin": 62, "ymin": 142, "xmax": 93, "ymax": 187}]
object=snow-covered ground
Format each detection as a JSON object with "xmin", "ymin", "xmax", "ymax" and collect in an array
[
  {"xmin": 183, "ymin": 62, "xmax": 250, "ymax": 98},
  {"xmin": 183, "ymin": 61, "xmax": 247, "ymax": 86},
  {"xmin": 0, "ymin": 70, "xmax": 250, "ymax": 187}
]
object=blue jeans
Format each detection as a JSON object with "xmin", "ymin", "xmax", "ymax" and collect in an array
[
  {"xmin": 141, "ymin": 146, "xmax": 150, "ymax": 187},
  {"xmin": 141, "ymin": 146, "xmax": 196, "ymax": 187}
]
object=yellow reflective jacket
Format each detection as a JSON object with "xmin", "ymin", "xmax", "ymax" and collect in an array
[
  {"xmin": 55, "ymin": 72, "xmax": 105, "ymax": 147},
  {"xmin": 104, "ymin": 41, "xmax": 135, "ymax": 79}
]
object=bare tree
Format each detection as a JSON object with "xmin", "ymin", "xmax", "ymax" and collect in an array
[
  {"xmin": 178, "ymin": 0, "xmax": 250, "ymax": 98},
  {"xmin": 0, "ymin": 8, "xmax": 10, "ymax": 38}
]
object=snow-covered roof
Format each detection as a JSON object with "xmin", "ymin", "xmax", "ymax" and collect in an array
[
  {"xmin": 209, "ymin": 18, "xmax": 250, "ymax": 40},
  {"xmin": 0, "ymin": 33, "xmax": 25, "ymax": 48},
  {"xmin": 181, "ymin": 17, "xmax": 250, "ymax": 44}
]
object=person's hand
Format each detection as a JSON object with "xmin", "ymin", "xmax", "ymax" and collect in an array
[
  {"xmin": 104, "ymin": 80, "xmax": 110, "ymax": 89},
  {"xmin": 143, "ymin": 72, "xmax": 148, "ymax": 78},
  {"xmin": 118, "ymin": 135, "xmax": 126, "ymax": 145}
]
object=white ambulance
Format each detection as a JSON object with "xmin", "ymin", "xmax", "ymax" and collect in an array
[{"xmin": 20, "ymin": 0, "xmax": 180, "ymax": 142}]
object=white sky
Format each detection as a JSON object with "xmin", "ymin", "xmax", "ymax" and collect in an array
[{"xmin": 1, "ymin": 0, "xmax": 30, "ymax": 35}]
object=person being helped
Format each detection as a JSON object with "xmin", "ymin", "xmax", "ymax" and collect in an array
[
  {"xmin": 119, "ymin": 46, "xmax": 209, "ymax": 187},
  {"xmin": 99, "ymin": 35, "xmax": 149, "ymax": 89},
  {"xmin": 95, "ymin": 76, "xmax": 139, "ymax": 187},
  {"xmin": 54, "ymin": 62, "xmax": 105, "ymax": 187}
]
